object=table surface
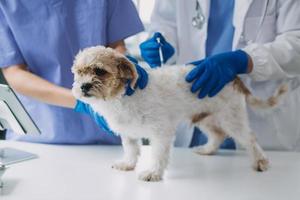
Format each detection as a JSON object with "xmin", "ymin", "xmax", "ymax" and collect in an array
[{"xmin": 0, "ymin": 141, "xmax": 299, "ymax": 200}]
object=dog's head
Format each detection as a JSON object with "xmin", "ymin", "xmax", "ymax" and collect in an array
[{"xmin": 72, "ymin": 46, "xmax": 138, "ymax": 102}]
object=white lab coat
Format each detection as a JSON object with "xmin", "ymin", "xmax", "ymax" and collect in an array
[{"xmin": 149, "ymin": 0, "xmax": 300, "ymax": 151}]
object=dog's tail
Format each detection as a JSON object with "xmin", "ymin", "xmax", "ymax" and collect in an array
[{"xmin": 233, "ymin": 78, "xmax": 289, "ymax": 109}]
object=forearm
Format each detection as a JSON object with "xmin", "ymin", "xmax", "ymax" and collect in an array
[
  {"xmin": 108, "ymin": 40, "xmax": 127, "ymax": 54},
  {"xmin": 2, "ymin": 64, "xmax": 76, "ymax": 108},
  {"xmin": 243, "ymin": 31, "xmax": 300, "ymax": 81}
]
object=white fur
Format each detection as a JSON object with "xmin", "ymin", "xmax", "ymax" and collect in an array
[{"xmin": 73, "ymin": 54, "xmax": 274, "ymax": 182}]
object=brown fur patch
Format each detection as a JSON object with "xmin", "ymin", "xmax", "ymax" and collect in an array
[
  {"xmin": 116, "ymin": 57, "xmax": 138, "ymax": 88},
  {"xmin": 211, "ymin": 126, "xmax": 226, "ymax": 137},
  {"xmin": 110, "ymin": 79, "xmax": 127, "ymax": 98},
  {"xmin": 232, "ymin": 77, "xmax": 251, "ymax": 95},
  {"xmin": 77, "ymin": 66, "xmax": 94, "ymax": 76},
  {"xmin": 278, "ymin": 86, "xmax": 287, "ymax": 95},
  {"xmin": 268, "ymin": 96, "xmax": 277, "ymax": 107},
  {"xmin": 191, "ymin": 112, "xmax": 211, "ymax": 123}
]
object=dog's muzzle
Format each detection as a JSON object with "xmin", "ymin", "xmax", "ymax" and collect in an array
[{"xmin": 81, "ymin": 83, "xmax": 93, "ymax": 97}]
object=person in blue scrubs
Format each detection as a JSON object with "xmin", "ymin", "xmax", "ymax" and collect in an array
[
  {"xmin": 0, "ymin": 0, "xmax": 144, "ymax": 144},
  {"xmin": 140, "ymin": 0, "xmax": 241, "ymax": 149}
]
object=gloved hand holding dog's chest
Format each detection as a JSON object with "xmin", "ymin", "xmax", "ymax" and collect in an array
[
  {"xmin": 185, "ymin": 50, "xmax": 249, "ymax": 99},
  {"xmin": 74, "ymin": 100, "xmax": 114, "ymax": 135}
]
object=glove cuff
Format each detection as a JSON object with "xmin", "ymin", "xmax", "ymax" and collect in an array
[
  {"xmin": 125, "ymin": 55, "xmax": 138, "ymax": 64},
  {"xmin": 233, "ymin": 50, "xmax": 249, "ymax": 74},
  {"xmin": 74, "ymin": 100, "xmax": 89, "ymax": 113}
]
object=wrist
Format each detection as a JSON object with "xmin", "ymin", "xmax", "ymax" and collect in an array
[
  {"xmin": 74, "ymin": 100, "xmax": 88, "ymax": 113},
  {"xmin": 56, "ymin": 87, "xmax": 77, "ymax": 108},
  {"xmin": 246, "ymin": 54, "xmax": 253, "ymax": 73},
  {"xmin": 233, "ymin": 50, "xmax": 249, "ymax": 74}
]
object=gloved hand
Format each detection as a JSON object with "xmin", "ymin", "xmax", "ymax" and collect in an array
[
  {"xmin": 125, "ymin": 55, "xmax": 148, "ymax": 96},
  {"xmin": 185, "ymin": 50, "xmax": 249, "ymax": 99},
  {"xmin": 74, "ymin": 100, "xmax": 114, "ymax": 135},
  {"xmin": 140, "ymin": 32, "xmax": 175, "ymax": 68}
]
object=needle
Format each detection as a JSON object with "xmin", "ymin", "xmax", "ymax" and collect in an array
[{"xmin": 157, "ymin": 37, "xmax": 164, "ymax": 67}]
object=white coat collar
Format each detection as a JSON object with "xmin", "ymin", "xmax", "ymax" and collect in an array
[{"xmin": 232, "ymin": 0, "xmax": 254, "ymax": 49}]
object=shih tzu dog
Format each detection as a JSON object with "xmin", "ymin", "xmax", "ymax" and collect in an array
[{"xmin": 72, "ymin": 46, "xmax": 288, "ymax": 182}]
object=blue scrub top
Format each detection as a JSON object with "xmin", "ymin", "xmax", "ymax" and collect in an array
[
  {"xmin": 0, "ymin": 0, "xmax": 144, "ymax": 144},
  {"xmin": 206, "ymin": 0, "xmax": 235, "ymax": 57}
]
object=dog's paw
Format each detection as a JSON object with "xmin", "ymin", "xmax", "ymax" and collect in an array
[
  {"xmin": 138, "ymin": 170, "xmax": 162, "ymax": 182},
  {"xmin": 253, "ymin": 158, "xmax": 269, "ymax": 172},
  {"xmin": 111, "ymin": 161, "xmax": 135, "ymax": 171},
  {"xmin": 193, "ymin": 146, "xmax": 216, "ymax": 155}
]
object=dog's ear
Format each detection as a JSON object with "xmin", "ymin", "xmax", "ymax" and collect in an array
[{"xmin": 116, "ymin": 57, "xmax": 138, "ymax": 89}]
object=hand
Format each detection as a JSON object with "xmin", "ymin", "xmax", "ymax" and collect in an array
[
  {"xmin": 140, "ymin": 32, "xmax": 175, "ymax": 68},
  {"xmin": 125, "ymin": 55, "xmax": 148, "ymax": 96},
  {"xmin": 185, "ymin": 50, "xmax": 249, "ymax": 99},
  {"xmin": 74, "ymin": 100, "xmax": 115, "ymax": 135}
]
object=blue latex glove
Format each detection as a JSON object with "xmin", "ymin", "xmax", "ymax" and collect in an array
[
  {"xmin": 74, "ymin": 100, "xmax": 115, "ymax": 135},
  {"xmin": 125, "ymin": 55, "xmax": 148, "ymax": 96},
  {"xmin": 185, "ymin": 50, "xmax": 249, "ymax": 99},
  {"xmin": 139, "ymin": 32, "xmax": 175, "ymax": 68}
]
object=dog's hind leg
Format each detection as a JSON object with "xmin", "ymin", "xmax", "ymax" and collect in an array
[
  {"xmin": 193, "ymin": 123, "xmax": 226, "ymax": 155},
  {"xmin": 138, "ymin": 135, "xmax": 174, "ymax": 182},
  {"xmin": 224, "ymin": 120, "xmax": 269, "ymax": 172},
  {"xmin": 190, "ymin": 113, "xmax": 225, "ymax": 155},
  {"xmin": 112, "ymin": 135, "xmax": 140, "ymax": 171},
  {"xmin": 232, "ymin": 131, "xmax": 269, "ymax": 172}
]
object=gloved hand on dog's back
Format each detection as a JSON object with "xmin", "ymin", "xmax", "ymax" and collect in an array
[
  {"xmin": 74, "ymin": 55, "xmax": 148, "ymax": 134},
  {"xmin": 140, "ymin": 32, "xmax": 175, "ymax": 68},
  {"xmin": 185, "ymin": 50, "xmax": 250, "ymax": 99}
]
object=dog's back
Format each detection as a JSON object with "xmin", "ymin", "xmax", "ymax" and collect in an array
[
  {"xmin": 129, "ymin": 64, "xmax": 245, "ymax": 116},
  {"xmin": 91, "ymin": 64, "xmax": 248, "ymax": 138},
  {"xmin": 91, "ymin": 63, "xmax": 287, "ymax": 139}
]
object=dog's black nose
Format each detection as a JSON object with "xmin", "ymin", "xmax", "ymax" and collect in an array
[{"xmin": 81, "ymin": 83, "xmax": 93, "ymax": 92}]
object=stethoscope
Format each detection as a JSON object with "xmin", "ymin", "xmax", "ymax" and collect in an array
[
  {"xmin": 192, "ymin": 0, "xmax": 270, "ymax": 42},
  {"xmin": 192, "ymin": 0, "xmax": 205, "ymax": 30}
]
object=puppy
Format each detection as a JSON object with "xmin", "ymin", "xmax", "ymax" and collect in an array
[{"xmin": 72, "ymin": 46, "xmax": 288, "ymax": 182}]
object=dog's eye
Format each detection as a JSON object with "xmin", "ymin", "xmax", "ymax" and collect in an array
[{"xmin": 94, "ymin": 68, "xmax": 107, "ymax": 76}]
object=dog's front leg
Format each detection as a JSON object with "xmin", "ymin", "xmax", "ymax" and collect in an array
[
  {"xmin": 138, "ymin": 136, "xmax": 173, "ymax": 182},
  {"xmin": 112, "ymin": 135, "xmax": 140, "ymax": 171}
]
